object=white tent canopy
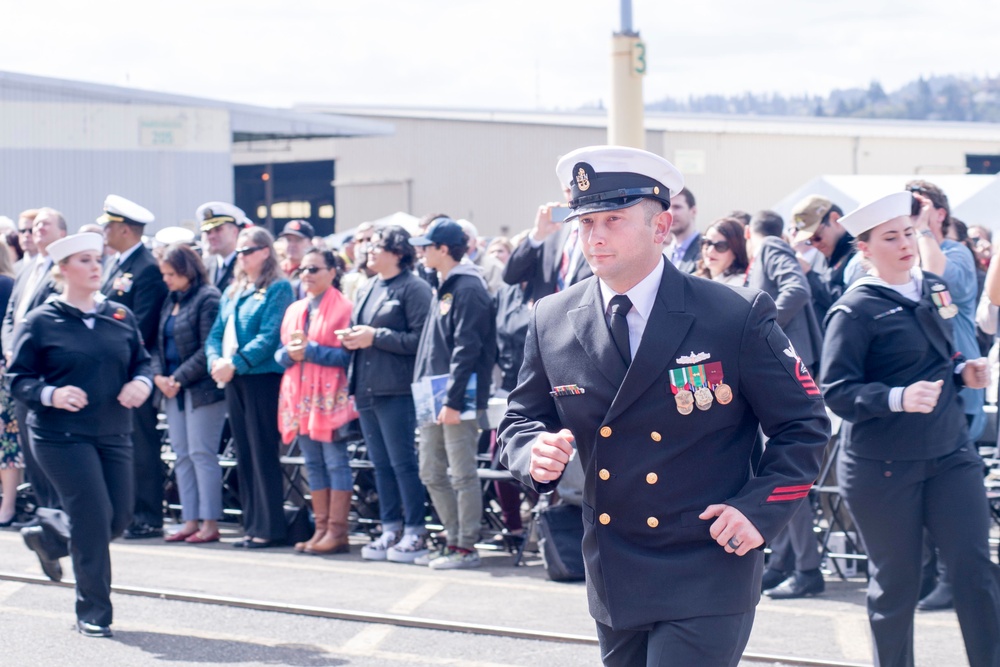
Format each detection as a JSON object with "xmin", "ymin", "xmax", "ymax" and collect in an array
[
  {"xmin": 325, "ymin": 211, "xmax": 421, "ymax": 248},
  {"xmin": 772, "ymin": 174, "xmax": 1000, "ymax": 232}
]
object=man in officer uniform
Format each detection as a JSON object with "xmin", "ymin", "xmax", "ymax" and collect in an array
[
  {"xmin": 498, "ymin": 146, "xmax": 830, "ymax": 666},
  {"xmin": 197, "ymin": 202, "xmax": 245, "ymax": 292},
  {"xmin": 99, "ymin": 195, "xmax": 168, "ymax": 539}
]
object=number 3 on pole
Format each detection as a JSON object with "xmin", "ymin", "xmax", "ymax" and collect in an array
[{"xmin": 631, "ymin": 40, "xmax": 647, "ymax": 76}]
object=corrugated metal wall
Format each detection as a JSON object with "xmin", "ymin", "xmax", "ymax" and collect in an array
[{"xmin": 1, "ymin": 80, "xmax": 233, "ymax": 232}]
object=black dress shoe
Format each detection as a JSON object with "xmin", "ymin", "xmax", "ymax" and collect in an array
[
  {"xmin": 761, "ymin": 568, "xmax": 790, "ymax": 592},
  {"xmin": 21, "ymin": 526, "xmax": 63, "ymax": 582},
  {"xmin": 123, "ymin": 523, "xmax": 164, "ymax": 540},
  {"xmin": 244, "ymin": 539, "xmax": 273, "ymax": 550},
  {"xmin": 764, "ymin": 569, "xmax": 825, "ymax": 599},
  {"xmin": 76, "ymin": 620, "xmax": 112, "ymax": 638},
  {"xmin": 917, "ymin": 583, "xmax": 953, "ymax": 611}
]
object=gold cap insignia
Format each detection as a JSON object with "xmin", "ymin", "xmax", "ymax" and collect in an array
[{"xmin": 574, "ymin": 163, "xmax": 592, "ymax": 192}]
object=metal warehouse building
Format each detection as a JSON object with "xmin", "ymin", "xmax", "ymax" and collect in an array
[
  {"xmin": 237, "ymin": 106, "xmax": 1000, "ymax": 237},
  {"xmin": 0, "ymin": 71, "xmax": 391, "ymax": 234}
]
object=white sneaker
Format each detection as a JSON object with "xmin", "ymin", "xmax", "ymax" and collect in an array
[
  {"xmin": 414, "ymin": 546, "xmax": 448, "ymax": 566},
  {"xmin": 428, "ymin": 548, "xmax": 481, "ymax": 570},
  {"xmin": 386, "ymin": 533, "xmax": 430, "ymax": 563},
  {"xmin": 360, "ymin": 530, "xmax": 398, "ymax": 561}
]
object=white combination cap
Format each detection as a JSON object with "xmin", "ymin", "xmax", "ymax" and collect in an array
[
  {"xmin": 839, "ymin": 192, "xmax": 914, "ymax": 238},
  {"xmin": 97, "ymin": 194, "xmax": 155, "ymax": 226},
  {"xmin": 47, "ymin": 232, "xmax": 105, "ymax": 263},
  {"xmin": 154, "ymin": 226, "xmax": 197, "ymax": 246},
  {"xmin": 556, "ymin": 146, "xmax": 684, "ymax": 221},
  {"xmin": 196, "ymin": 202, "xmax": 246, "ymax": 232}
]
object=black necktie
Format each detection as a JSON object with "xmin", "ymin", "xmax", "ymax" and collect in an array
[{"xmin": 609, "ymin": 294, "xmax": 632, "ymax": 366}]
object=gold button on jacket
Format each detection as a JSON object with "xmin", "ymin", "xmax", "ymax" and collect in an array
[
  {"xmin": 599, "ymin": 469, "xmax": 610, "ymax": 480},
  {"xmin": 600, "ymin": 426, "xmax": 612, "ymax": 438},
  {"xmin": 650, "ymin": 431, "xmax": 662, "ymax": 442},
  {"xmin": 647, "ymin": 517, "xmax": 659, "ymax": 528},
  {"xmin": 599, "ymin": 513, "xmax": 611, "ymax": 525},
  {"xmin": 646, "ymin": 472, "xmax": 658, "ymax": 484}
]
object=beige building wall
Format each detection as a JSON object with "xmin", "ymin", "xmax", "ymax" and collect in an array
[{"xmin": 233, "ymin": 111, "xmax": 1000, "ymax": 238}]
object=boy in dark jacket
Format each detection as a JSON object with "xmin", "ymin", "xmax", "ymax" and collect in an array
[{"xmin": 410, "ymin": 217, "xmax": 496, "ymax": 569}]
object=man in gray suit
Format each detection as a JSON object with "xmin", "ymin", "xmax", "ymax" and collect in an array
[{"xmin": 745, "ymin": 209, "xmax": 826, "ymax": 600}]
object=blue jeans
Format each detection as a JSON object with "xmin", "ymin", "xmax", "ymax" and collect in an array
[
  {"xmin": 297, "ymin": 435, "xmax": 352, "ymax": 492},
  {"xmin": 356, "ymin": 395, "xmax": 426, "ymax": 532}
]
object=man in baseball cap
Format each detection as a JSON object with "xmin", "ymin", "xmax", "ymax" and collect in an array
[
  {"xmin": 790, "ymin": 194, "xmax": 861, "ymax": 324},
  {"xmin": 277, "ymin": 219, "xmax": 316, "ymax": 277},
  {"xmin": 499, "ymin": 145, "xmax": 829, "ymax": 666}
]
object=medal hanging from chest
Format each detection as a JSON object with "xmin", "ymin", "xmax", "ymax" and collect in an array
[
  {"xmin": 689, "ymin": 364, "xmax": 714, "ymax": 411},
  {"xmin": 669, "ymin": 367, "xmax": 694, "ymax": 415},
  {"xmin": 705, "ymin": 361, "xmax": 733, "ymax": 405},
  {"xmin": 930, "ymin": 290, "xmax": 959, "ymax": 320}
]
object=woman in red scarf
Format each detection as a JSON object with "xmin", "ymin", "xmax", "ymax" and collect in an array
[{"xmin": 276, "ymin": 249, "xmax": 357, "ymax": 554}]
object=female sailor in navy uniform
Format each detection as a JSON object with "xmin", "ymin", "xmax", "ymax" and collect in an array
[
  {"xmin": 7, "ymin": 232, "xmax": 153, "ymax": 638},
  {"xmin": 820, "ymin": 192, "xmax": 1000, "ymax": 667}
]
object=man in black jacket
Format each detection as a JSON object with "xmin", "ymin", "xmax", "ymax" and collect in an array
[
  {"xmin": 3, "ymin": 208, "xmax": 67, "ymax": 513},
  {"xmin": 196, "ymin": 201, "xmax": 244, "ymax": 293},
  {"xmin": 502, "ymin": 201, "xmax": 593, "ymax": 301},
  {"xmin": 99, "ymin": 195, "xmax": 168, "ymax": 539},
  {"xmin": 410, "ymin": 218, "xmax": 496, "ymax": 570}
]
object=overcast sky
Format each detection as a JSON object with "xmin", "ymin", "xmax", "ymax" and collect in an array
[{"xmin": 3, "ymin": 0, "xmax": 996, "ymax": 111}]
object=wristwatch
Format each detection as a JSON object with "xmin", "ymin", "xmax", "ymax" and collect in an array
[{"xmin": 918, "ymin": 229, "xmax": 934, "ymax": 239}]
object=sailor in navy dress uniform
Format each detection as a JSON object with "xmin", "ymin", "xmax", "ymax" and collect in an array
[
  {"xmin": 8, "ymin": 232, "xmax": 153, "ymax": 638},
  {"xmin": 498, "ymin": 146, "xmax": 830, "ymax": 667},
  {"xmin": 820, "ymin": 192, "xmax": 1000, "ymax": 667},
  {"xmin": 98, "ymin": 195, "xmax": 168, "ymax": 539}
]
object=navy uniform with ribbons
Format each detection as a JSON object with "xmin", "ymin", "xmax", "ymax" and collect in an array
[
  {"xmin": 8, "ymin": 232, "xmax": 153, "ymax": 636},
  {"xmin": 499, "ymin": 146, "xmax": 830, "ymax": 667},
  {"xmin": 820, "ymin": 191, "xmax": 1000, "ymax": 667},
  {"xmin": 98, "ymin": 195, "xmax": 169, "ymax": 538}
]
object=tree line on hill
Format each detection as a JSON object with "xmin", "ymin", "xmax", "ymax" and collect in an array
[{"xmin": 644, "ymin": 75, "xmax": 1000, "ymax": 123}]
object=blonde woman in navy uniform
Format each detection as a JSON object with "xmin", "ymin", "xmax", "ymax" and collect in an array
[
  {"xmin": 499, "ymin": 146, "xmax": 830, "ymax": 667},
  {"xmin": 8, "ymin": 233, "xmax": 153, "ymax": 638},
  {"xmin": 820, "ymin": 192, "xmax": 1000, "ymax": 667}
]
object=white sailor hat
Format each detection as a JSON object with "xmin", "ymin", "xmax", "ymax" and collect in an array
[
  {"xmin": 555, "ymin": 146, "xmax": 684, "ymax": 221},
  {"xmin": 97, "ymin": 194, "xmax": 155, "ymax": 226},
  {"xmin": 47, "ymin": 232, "xmax": 104, "ymax": 263},
  {"xmin": 154, "ymin": 226, "xmax": 197, "ymax": 246},
  {"xmin": 838, "ymin": 192, "xmax": 915, "ymax": 238},
  {"xmin": 196, "ymin": 202, "xmax": 246, "ymax": 232}
]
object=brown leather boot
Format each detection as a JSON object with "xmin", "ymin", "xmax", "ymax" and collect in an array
[
  {"xmin": 295, "ymin": 489, "xmax": 330, "ymax": 552},
  {"xmin": 306, "ymin": 490, "xmax": 352, "ymax": 555}
]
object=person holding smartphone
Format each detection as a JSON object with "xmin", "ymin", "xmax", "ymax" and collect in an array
[{"xmin": 276, "ymin": 249, "xmax": 356, "ymax": 555}]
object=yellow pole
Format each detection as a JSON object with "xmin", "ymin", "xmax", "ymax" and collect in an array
[{"xmin": 608, "ymin": 32, "xmax": 646, "ymax": 149}]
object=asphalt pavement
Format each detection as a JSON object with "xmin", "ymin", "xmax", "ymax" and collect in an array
[{"xmin": 0, "ymin": 526, "xmax": 972, "ymax": 666}]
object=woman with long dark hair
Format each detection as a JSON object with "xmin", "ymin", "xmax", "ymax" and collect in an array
[
  {"xmin": 695, "ymin": 217, "xmax": 748, "ymax": 287},
  {"xmin": 821, "ymin": 192, "xmax": 1000, "ymax": 667},
  {"xmin": 207, "ymin": 227, "xmax": 294, "ymax": 548},
  {"xmin": 153, "ymin": 243, "xmax": 225, "ymax": 543}
]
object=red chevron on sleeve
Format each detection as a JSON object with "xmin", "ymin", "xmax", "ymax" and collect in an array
[{"xmin": 766, "ymin": 483, "xmax": 813, "ymax": 503}]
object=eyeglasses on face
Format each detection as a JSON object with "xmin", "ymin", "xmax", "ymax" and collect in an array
[
  {"xmin": 235, "ymin": 245, "xmax": 265, "ymax": 256},
  {"xmin": 299, "ymin": 266, "xmax": 328, "ymax": 274},
  {"xmin": 701, "ymin": 239, "xmax": 730, "ymax": 253}
]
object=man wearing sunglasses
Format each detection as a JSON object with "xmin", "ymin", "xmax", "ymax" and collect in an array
[{"xmin": 790, "ymin": 195, "xmax": 862, "ymax": 325}]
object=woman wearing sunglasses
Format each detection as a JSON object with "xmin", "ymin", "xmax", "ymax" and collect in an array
[
  {"xmin": 695, "ymin": 218, "xmax": 749, "ymax": 287},
  {"xmin": 207, "ymin": 227, "xmax": 294, "ymax": 548},
  {"xmin": 821, "ymin": 192, "xmax": 1000, "ymax": 667},
  {"xmin": 275, "ymin": 249, "xmax": 357, "ymax": 555}
]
